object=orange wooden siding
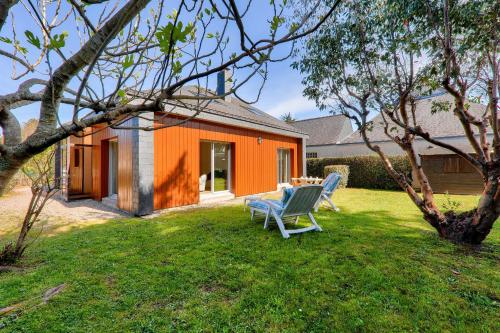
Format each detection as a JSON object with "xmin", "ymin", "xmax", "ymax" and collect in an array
[
  {"xmin": 89, "ymin": 120, "xmax": 134, "ymax": 212},
  {"xmin": 154, "ymin": 115, "xmax": 303, "ymax": 210}
]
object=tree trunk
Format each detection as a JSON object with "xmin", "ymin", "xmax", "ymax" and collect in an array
[
  {"xmin": 426, "ymin": 209, "xmax": 498, "ymax": 245},
  {"xmin": 0, "ymin": 153, "xmax": 27, "ymax": 196},
  {"xmin": 425, "ymin": 176, "xmax": 500, "ymax": 245}
]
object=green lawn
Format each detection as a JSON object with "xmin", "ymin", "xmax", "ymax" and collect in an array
[{"xmin": 0, "ymin": 189, "xmax": 498, "ymax": 332}]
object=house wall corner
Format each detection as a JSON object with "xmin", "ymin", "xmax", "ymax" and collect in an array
[{"xmin": 131, "ymin": 113, "xmax": 154, "ymax": 216}]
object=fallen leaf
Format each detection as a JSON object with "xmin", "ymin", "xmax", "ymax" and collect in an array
[{"xmin": 43, "ymin": 284, "xmax": 66, "ymax": 303}]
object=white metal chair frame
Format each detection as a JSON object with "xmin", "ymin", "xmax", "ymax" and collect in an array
[
  {"xmin": 249, "ymin": 185, "xmax": 323, "ymax": 239},
  {"xmin": 314, "ymin": 173, "xmax": 341, "ymax": 212}
]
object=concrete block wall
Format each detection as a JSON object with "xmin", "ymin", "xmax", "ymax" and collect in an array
[{"xmin": 131, "ymin": 113, "xmax": 155, "ymax": 215}]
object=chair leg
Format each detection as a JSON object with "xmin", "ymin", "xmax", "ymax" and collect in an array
[
  {"xmin": 272, "ymin": 211, "xmax": 290, "ymax": 239},
  {"xmin": 295, "ymin": 216, "xmax": 299, "ymax": 224},
  {"xmin": 264, "ymin": 208, "xmax": 271, "ymax": 229},
  {"xmin": 250, "ymin": 209, "xmax": 255, "ymax": 221},
  {"xmin": 314, "ymin": 198, "xmax": 321, "ymax": 212},
  {"xmin": 307, "ymin": 212, "xmax": 323, "ymax": 232},
  {"xmin": 325, "ymin": 196, "xmax": 340, "ymax": 212}
]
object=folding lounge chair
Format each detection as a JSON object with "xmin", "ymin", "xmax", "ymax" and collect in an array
[
  {"xmin": 247, "ymin": 185, "xmax": 323, "ymax": 239},
  {"xmin": 314, "ymin": 172, "xmax": 341, "ymax": 212}
]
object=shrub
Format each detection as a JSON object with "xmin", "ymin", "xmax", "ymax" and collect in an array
[
  {"xmin": 307, "ymin": 155, "xmax": 411, "ymax": 190},
  {"xmin": 324, "ymin": 165, "xmax": 349, "ymax": 189}
]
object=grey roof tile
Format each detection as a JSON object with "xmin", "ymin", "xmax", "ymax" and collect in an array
[
  {"xmin": 175, "ymin": 86, "xmax": 306, "ymax": 135},
  {"xmin": 292, "ymin": 115, "xmax": 353, "ymax": 145},
  {"xmin": 340, "ymin": 93, "xmax": 489, "ymax": 144}
]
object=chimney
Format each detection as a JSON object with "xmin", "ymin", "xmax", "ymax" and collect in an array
[{"xmin": 217, "ymin": 68, "xmax": 232, "ymax": 102}]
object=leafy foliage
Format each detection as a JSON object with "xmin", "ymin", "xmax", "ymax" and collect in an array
[
  {"xmin": 280, "ymin": 112, "xmax": 296, "ymax": 123},
  {"xmin": 24, "ymin": 31, "xmax": 40, "ymax": 49},
  {"xmin": 323, "ymin": 164, "xmax": 349, "ymax": 189},
  {"xmin": 156, "ymin": 21, "xmax": 194, "ymax": 54},
  {"xmin": 48, "ymin": 32, "xmax": 68, "ymax": 50},
  {"xmin": 308, "ymin": 156, "xmax": 412, "ymax": 190}
]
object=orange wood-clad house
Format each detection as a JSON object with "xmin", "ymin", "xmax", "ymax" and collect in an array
[{"xmin": 57, "ymin": 74, "xmax": 307, "ymax": 215}]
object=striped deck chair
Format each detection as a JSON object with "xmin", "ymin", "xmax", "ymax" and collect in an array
[
  {"xmin": 247, "ymin": 185, "xmax": 323, "ymax": 239},
  {"xmin": 314, "ymin": 172, "xmax": 342, "ymax": 212}
]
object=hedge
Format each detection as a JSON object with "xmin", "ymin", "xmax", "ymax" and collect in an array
[
  {"xmin": 307, "ymin": 156, "xmax": 411, "ymax": 190},
  {"xmin": 324, "ymin": 165, "xmax": 349, "ymax": 189}
]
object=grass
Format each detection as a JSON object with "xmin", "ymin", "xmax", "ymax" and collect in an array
[
  {"xmin": 202, "ymin": 177, "xmax": 227, "ymax": 192},
  {"xmin": 0, "ymin": 188, "xmax": 498, "ymax": 332},
  {"xmin": 213, "ymin": 177, "xmax": 227, "ymax": 191}
]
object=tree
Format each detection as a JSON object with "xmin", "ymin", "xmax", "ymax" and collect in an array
[
  {"xmin": 0, "ymin": 148, "xmax": 57, "ymax": 265},
  {"xmin": 0, "ymin": 0, "xmax": 340, "ymax": 195},
  {"xmin": 280, "ymin": 112, "xmax": 296, "ymax": 123},
  {"xmin": 295, "ymin": 0, "xmax": 499, "ymax": 244}
]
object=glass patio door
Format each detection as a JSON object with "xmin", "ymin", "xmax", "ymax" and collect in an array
[
  {"xmin": 277, "ymin": 148, "xmax": 291, "ymax": 184},
  {"xmin": 200, "ymin": 142, "xmax": 231, "ymax": 193}
]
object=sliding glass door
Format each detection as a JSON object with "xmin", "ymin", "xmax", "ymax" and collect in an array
[
  {"xmin": 200, "ymin": 141, "xmax": 231, "ymax": 193},
  {"xmin": 277, "ymin": 148, "xmax": 291, "ymax": 185}
]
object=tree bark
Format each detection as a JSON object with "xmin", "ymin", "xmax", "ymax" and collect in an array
[
  {"xmin": 0, "ymin": 0, "xmax": 151, "ymax": 196},
  {"xmin": 0, "ymin": 152, "xmax": 28, "ymax": 196},
  {"xmin": 424, "ymin": 171, "xmax": 500, "ymax": 244},
  {"xmin": 0, "ymin": 0, "xmax": 18, "ymax": 32}
]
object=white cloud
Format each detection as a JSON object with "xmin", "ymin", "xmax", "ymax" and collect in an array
[{"xmin": 266, "ymin": 96, "xmax": 317, "ymax": 118}]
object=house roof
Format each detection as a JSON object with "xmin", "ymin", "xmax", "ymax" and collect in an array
[
  {"xmin": 167, "ymin": 86, "xmax": 307, "ymax": 138},
  {"xmin": 291, "ymin": 115, "xmax": 353, "ymax": 145},
  {"xmin": 340, "ymin": 93, "xmax": 489, "ymax": 144}
]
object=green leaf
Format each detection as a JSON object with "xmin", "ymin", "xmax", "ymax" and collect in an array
[
  {"xmin": 270, "ymin": 16, "xmax": 285, "ymax": 32},
  {"xmin": 117, "ymin": 89, "xmax": 128, "ymax": 104},
  {"xmin": 123, "ymin": 54, "xmax": 134, "ymax": 70},
  {"xmin": 14, "ymin": 42, "xmax": 28, "ymax": 55},
  {"xmin": 0, "ymin": 36, "xmax": 12, "ymax": 44},
  {"xmin": 172, "ymin": 60, "xmax": 182, "ymax": 75},
  {"xmin": 207, "ymin": 33, "xmax": 214, "ymax": 39},
  {"xmin": 156, "ymin": 21, "xmax": 195, "ymax": 54},
  {"xmin": 24, "ymin": 30, "xmax": 41, "ymax": 49},
  {"xmin": 289, "ymin": 22, "xmax": 299, "ymax": 33},
  {"xmin": 48, "ymin": 32, "xmax": 68, "ymax": 50}
]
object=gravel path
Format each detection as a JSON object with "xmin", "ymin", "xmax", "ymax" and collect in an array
[
  {"xmin": 0, "ymin": 187, "xmax": 127, "ymax": 236},
  {"xmin": 1, "ymin": 187, "xmax": 279, "ymax": 236}
]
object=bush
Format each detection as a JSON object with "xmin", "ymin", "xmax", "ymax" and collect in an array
[
  {"xmin": 307, "ymin": 155, "xmax": 411, "ymax": 190},
  {"xmin": 324, "ymin": 165, "xmax": 349, "ymax": 189}
]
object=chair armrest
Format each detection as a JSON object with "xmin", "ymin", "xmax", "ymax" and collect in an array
[
  {"xmin": 261, "ymin": 200, "xmax": 283, "ymax": 210},
  {"xmin": 247, "ymin": 198, "xmax": 282, "ymax": 211}
]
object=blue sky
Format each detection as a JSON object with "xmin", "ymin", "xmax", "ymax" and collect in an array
[{"xmin": 0, "ymin": 1, "xmax": 326, "ymax": 127}]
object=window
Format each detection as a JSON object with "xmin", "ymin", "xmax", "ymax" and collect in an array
[
  {"xmin": 200, "ymin": 141, "xmax": 231, "ymax": 193},
  {"xmin": 443, "ymin": 156, "xmax": 475, "ymax": 173},
  {"xmin": 277, "ymin": 149, "xmax": 291, "ymax": 184},
  {"xmin": 74, "ymin": 148, "xmax": 80, "ymax": 167},
  {"xmin": 306, "ymin": 152, "xmax": 318, "ymax": 159}
]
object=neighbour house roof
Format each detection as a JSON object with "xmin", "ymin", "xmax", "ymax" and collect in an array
[
  {"xmin": 340, "ymin": 93, "xmax": 489, "ymax": 145},
  {"xmin": 167, "ymin": 86, "xmax": 307, "ymax": 138},
  {"xmin": 291, "ymin": 115, "xmax": 353, "ymax": 146}
]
